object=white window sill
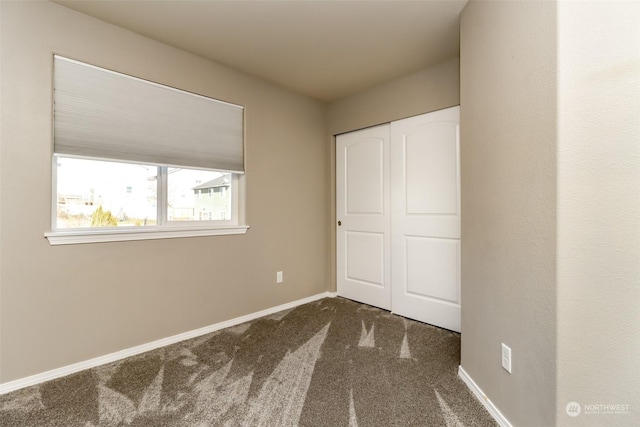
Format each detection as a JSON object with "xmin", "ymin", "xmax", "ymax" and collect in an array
[{"xmin": 45, "ymin": 225, "xmax": 249, "ymax": 245}]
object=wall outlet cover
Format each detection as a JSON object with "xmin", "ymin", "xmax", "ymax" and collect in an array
[{"xmin": 501, "ymin": 343, "xmax": 512, "ymax": 373}]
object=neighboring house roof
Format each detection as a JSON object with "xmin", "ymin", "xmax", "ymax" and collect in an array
[{"xmin": 192, "ymin": 175, "xmax": 230, "ymax": 190}]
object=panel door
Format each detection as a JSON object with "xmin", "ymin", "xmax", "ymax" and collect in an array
[
  {"xmin": 336, "ymin": 124, "xmax": 391, "ymax": 310},
  {"xmin": 391, "ymin": 106, "xmax": 461, "ymax": 332}
]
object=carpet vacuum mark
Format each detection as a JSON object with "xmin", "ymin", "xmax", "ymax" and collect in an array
[{"xmin": 0, "ymin": 297, "xmax": 496, "ymax": 426}]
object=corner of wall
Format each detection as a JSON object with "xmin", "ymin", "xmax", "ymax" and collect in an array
[{"xmin": 459, "ymin": 1, "xmax": 558, "ymax": 425}]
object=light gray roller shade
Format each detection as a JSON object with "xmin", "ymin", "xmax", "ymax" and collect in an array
[{"xmin": 53, "ymin": 56, "xmax": 244, "ymax": 173}]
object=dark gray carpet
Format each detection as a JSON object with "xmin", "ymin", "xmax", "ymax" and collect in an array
[{"xmin": 0, "ymin": 297, "xmax": 496, "ymax": 426}]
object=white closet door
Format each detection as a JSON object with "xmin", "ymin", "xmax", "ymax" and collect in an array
[
  {"xmin": 336, "ymin": 125, "xmax": 391, "ymax": 310},
  {"xmin": 391, "ymin": 106, "xmax": 461, "ymax": 332}
]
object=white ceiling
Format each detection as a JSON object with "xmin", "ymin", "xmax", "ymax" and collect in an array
[{"xmin": 54, "ymin": 0, "xmax": 466, "ymax": 102}]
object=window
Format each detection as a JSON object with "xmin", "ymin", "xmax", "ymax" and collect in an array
[
  {"xmin": 167, "ymin": 167, "xmax": 232, "ymax": 222},
  {"xmin": 55, "ymin": 157, "xmax": 158, "ymax": 228},
  {"xmin": 54, "ymin": 157, "xmax": 237, "ymax": 230},
  {"xmin": 46, "ymin": 56, "xmax": 247, "ymax": 245}
]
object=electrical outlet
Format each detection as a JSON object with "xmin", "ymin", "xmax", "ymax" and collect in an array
[
  {"xmin": 276, "ymin": 271, "xmax": 283, "ymax": 283},
  {"xmin": 502, "ymin": 343, "xmax": 512, "ymax": 373}
]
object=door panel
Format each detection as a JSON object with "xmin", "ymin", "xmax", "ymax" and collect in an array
[
  {"xmin": 405, "ymin": 237, "xmax": 460, "ymax": 303},
  {"xmin": 336, "ymin": 125, "xmax": 391, "ymax": 310},
  {"xmin": 391, "ymin": 106, "xmax": 461, "ymax": 332},
  {"xmin": 346, "ymin": 141, "xmax": 384, "ymax": 214},
  {"xmin": 405, "ymin": 123, "xmax": 459, "ymax": 215},
  {"xmin": 346, "ymin": 231, "xmax": 385, "ymax": 287}
]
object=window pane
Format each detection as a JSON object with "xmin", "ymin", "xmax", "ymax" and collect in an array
[
  {"xmin": 167, "ymin": 168, "xmax": 232, "ymax": 221},
  {"xmin": 56, "ymin": 157, "xmax": 157, "ymax": 228}
]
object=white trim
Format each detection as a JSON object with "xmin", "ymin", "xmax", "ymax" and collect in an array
[
  {"xmin": 0, "ymin": 291, "xmax": 334, "ymax": 395},
  {"xmin": 458, "ymin": 366, "xmax": 513, "ymax": 427},
  {"xmin": 45, "ymin": 225, "xmax": 250, "ymax": 245},
  {"xmin": 157, "ymin": 165, "xmax": 168, "ymax": 225}
]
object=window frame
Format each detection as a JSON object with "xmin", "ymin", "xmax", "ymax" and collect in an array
[{"xmin": 45, "ymin": 155, "xmax": 248, "ymax": 245}]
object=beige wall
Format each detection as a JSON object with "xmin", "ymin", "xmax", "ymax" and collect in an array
[
  {"xmin": 557, "ymin": 1, "xmax": 640, "ymax": 425},
  {"xmin": 327, "ymin": 57, "xmax": 460, "ymax": 136},
  {"xmin": 0, "ymin": 1, "xmax": 329, "ymax": 382},
  {"xmin": 460, "ymin": 2, "xmax": 557, "ymax": 426}
]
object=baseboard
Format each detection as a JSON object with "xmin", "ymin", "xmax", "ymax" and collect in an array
[
  {"xmin": 0, "ymin": 291, "xmax": 334, "ymax": 395},
  {"xmin": 458, "ymin": 365, "xmax": 512, "ymax": 427}
]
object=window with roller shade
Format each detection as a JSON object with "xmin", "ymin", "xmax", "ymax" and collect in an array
[{"xmin": 47, "ymin": 56, "xmax": 247, "ymax": 244}]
